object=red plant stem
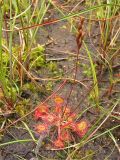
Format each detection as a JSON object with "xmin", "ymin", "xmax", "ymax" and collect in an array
[
  {"xmin": 62, "ymin": 45, "xmax": 79, "ymax": 116},
  {"xmin": 58, "ymin": 112, "xmax": 61, "ymax": 137},
  {"xmin": 4, "ymin": 14, "xmax": 120, "ymax": 32},
  {"xmin": 65, "ymin": 41, "xmax": 80, "ymax": 103},
  {"xmin": 114, "ymin": 73, "xmax": 120, "ymax": 77},
  {"xmin": 62, "ymin": 18, "xmax": 84, "ymax": 118},
  {"xmin": 61, "ymin": 121, "xmax": 73, "ymax": 129}
]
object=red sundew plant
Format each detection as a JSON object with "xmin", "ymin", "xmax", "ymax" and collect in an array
[{"xmin": 34, "ymin": 96, "xmax": 90, "ymax": 148}]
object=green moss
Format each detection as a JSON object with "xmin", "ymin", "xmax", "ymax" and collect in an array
[
  {"xmin": 81, "ymin": 63, "xmax": 96, "ymax": 78},
  {"xmin": 85, "ymin": 149, "xmax": 95, "ymax": 160},
  {"xmin": 47, "ymin": 61, "xmax": 57, "ymax": 72},
  {"xmin": 15, "ymin": 99, "xmax": 30, "ymax": 117},
  {"xmin": 46, "ymin": 81, "xmax": 53, "ymax": 91},
  {"xmin": 30, "ymin": 45, "xmax": 46, "ymax": 69},
  {"xmin": 73, "ymin": 149, "xmax": 95, "ymax": 159},
  {"xmin": 22, "ymin": 83, "xmax": 36, "ymax": 93}
]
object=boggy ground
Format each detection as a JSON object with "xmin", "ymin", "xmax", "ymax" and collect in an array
[{"xmin": 0, "ymin": 1, "xmax": 120, "ymax": 160}]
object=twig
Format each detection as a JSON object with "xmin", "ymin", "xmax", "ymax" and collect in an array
[
  {"xmin": 46, "ymin": 57, "xmax": 68, "ymax": 61},
  {"xmin": 34, "ymin": 135, "xmax": 45, "ymax": 156}
]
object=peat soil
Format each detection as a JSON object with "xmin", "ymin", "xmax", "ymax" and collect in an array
[{"xmin": 0, "ymin": 1, "xmax": 120, "ymax": 160}]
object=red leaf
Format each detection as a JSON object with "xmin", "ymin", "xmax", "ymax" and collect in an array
[
  {"xmin": 61, "ymin": 121, "xmax": 72, "ymax": 129},
  {"xmin": 62, "ymin": 113, "xmax": 76, "ymax": 128},
  {"xmin": 34, "ymin": 104, "xmax": 49, "ymax": 120},
  {"xmin": 54, "ymin": 96, "xmax": 64, "ymax": 105},
  {"xmin": 53, "ymin": 138, "xmax": 64, "ymax": 148},
  {"xmin": 60, "ymin": 130, "xmax": 71, "ymax": 142},
  {"xmin": 67, "ymin": 113, "xmax": 76, "ymax": 122},
  {"xmin": 55, "ymin": 105, "xmax": 62, "ymax": 113},
  {"xmin": 41, "ymin": 114, "xmax": 57, "ymax": 124},
  {"xmin": 35, "ymin": 124, "xmax": 48, "ymax": 134},
  {"xmin": 72, "ymin": 120, "xmax": 89, "ymax": 137},
  {"xmin": 70, "ymin": 122, "xmax": 77, "ymax": 131},
  {"xmin": 64, "ymin": 107, "xmax": 71, "ymax": 115}
]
